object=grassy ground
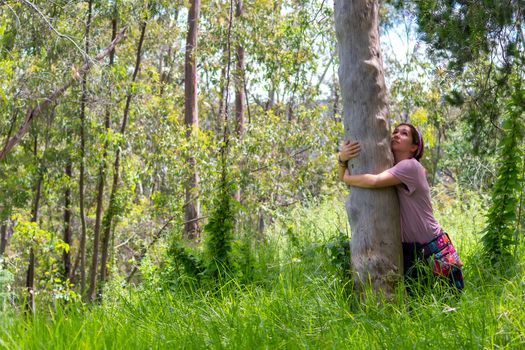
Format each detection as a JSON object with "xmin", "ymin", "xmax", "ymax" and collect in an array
[{"xmin": 1, "ymin": 188, "xmax": 524, "ymax": 349}]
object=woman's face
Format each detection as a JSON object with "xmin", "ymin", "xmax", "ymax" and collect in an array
[{"xmin": 391, "ymin": 125, "xmax": 418, "ymax": 156}]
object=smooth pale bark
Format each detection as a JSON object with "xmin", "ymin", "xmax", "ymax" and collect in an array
[
  {"xmin": 184, "ymin": 0, "xmax": 201, "ymax": 239},
  {"xmin": 335, "ymin": 0, "xmax": 402, "ymax": 295}
]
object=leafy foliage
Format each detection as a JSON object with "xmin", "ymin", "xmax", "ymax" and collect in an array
[
  {"xmin": 203, "ymin": 179, "xmax": 237, "ymax": 278},
  {"xmin": 410, "ymin": 0, "xmax": 518, "ymax": 70},
  {"xmin": 482, "ymin": 88, "xmax": 525, "ymax": 262},
  {"xmin": 0, "ymin": 0, "xmax": 521, "ymax": 310}
]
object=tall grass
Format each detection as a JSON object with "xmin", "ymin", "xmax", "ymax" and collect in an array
[{"xmin": 1, "ymin": 190, "xmax": 524, "ymax": 349}]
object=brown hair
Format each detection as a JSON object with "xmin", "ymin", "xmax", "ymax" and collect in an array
[{"xmin": 396, "ymin": 123, "xmax": 424, "ymax": 161}]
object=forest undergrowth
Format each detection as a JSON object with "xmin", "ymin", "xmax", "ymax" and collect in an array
[{"xmin": 1, "ymin": 185, "xmax": 524, "ymax": 349}]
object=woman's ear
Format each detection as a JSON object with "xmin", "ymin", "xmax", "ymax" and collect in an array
[{"xmin": 410, "ymin": 144, "xmax": 418, "ymax": 155}]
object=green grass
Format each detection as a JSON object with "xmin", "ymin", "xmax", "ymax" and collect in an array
[{"xmin": 1, "ymin": 191, "xmax": 525, "ymax": 349}]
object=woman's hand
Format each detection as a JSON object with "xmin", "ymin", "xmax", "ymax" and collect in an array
[{"xmin": 339, "ymin": 141, "xmax": 360, "ymax": 162}]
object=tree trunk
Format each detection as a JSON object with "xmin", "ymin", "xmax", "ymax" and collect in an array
[
  {"xmin": 234, "ymin": 0, "xmax": 245, "ymax": 138},
  {"xmin": 431, "ymin": 126, "xmax": 442, "ymax": 186},
  {"xmin": 0, "ymin": 223, "xmax": 8, "ymax": 256},
  {"xmin": 265, "ymin": 87, "xmax": 275, "ymax": 112},
  {"xmin": 81, "ymin": 0, "xmax": 93, "ymax": 298},
  {"xmin": 63, "ymin": 161, "xmax": 72, "ymax": 279},
  {"xmin": 335, "ymin": 0, "xmax": 402, "ymax": 295},
  {"xmin": 91, "ymin": 15, "xmax": 117, "ymax": 299},
  {"xmin": 98, "ymin": 21, "xmax": 147, "ymax": 297},
  {"xmin": 184, "ymin": 0, "xmax": 201, "ymax": 239},
  {"xmin": 217, "ymin": 64, "xmax": 227, "ymax": 135},
  {"xmin": 234, "ymin": 0, "xmax": 245, "ymax": 202},
  {"xmin": 26, "ymin": 136, "xmax": 42, "ymax": 312}
]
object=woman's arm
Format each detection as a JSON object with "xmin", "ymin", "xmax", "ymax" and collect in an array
[
  {"xmin": 338, "ymin": 156, "xmax": 348, "ymax": 182},
  {"xmin": 342, "ymin": 168, "xmax": 401, "ymax": 188},
  {"xmin": 338, "ymin": 140, "xmax": 401, "ymax": 188},
  {"xmin": 337, "ymin": 141, "xmax": 360, "ymax": 181}
]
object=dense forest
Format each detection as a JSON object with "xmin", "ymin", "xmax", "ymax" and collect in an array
[{"xmin": 1, "ymin": 0, "xmax": 524, "ymax": 348}]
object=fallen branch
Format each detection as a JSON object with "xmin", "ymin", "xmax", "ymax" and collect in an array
[
  {"xmin": 124, "ymin": 215, "xmax": 208, "ymax": 284},
  {"xmin": 0, "ymin": 26, "xmax": 128, "ymax": 161}
]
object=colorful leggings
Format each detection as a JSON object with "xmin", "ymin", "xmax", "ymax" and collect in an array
[{"xmin": 402, "ymin": 241, "xmax": 464, "ymax": 291}]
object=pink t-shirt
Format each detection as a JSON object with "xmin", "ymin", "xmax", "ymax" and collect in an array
[{"xmin": 386, "ymin": 158, "xmax": 441, "ymax": 243}]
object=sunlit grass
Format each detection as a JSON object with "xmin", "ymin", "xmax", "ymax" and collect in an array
[{"xmin": 1, "ymin": 190, "xmax": 524, "ymax": 349}]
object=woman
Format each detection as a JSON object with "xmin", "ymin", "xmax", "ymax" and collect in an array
[{"xmin": 338, "ymin": 123, "xmax": 463, "ymax": 291}]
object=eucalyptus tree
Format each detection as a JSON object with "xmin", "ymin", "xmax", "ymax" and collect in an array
[
  {"xmin": 184, "ymin": 0, "xmax": 201, "ymax": 239},
  {"xmin": 26, "ymin": 130, "xmax": 44, "ymax": 312},
  {"xmin": 97, "ymin": 19, "xmax": 147, "ymax": 298},
  {"xmin": 335, "ymin": 0, "xmax": 402, "ymax": 294},
  {"xmin": 79, "ymin": 0, "xmax": 93, "ymax": 297},
  {"xmin": 233, "ymin": 0, "xmax": 245, "ymax": 202},
  {"xmin": 0, "ymin": 224, "xmax": 8, "ymax": 256}
]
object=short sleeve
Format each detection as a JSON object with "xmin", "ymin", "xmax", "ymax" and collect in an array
[{"xmin": 386, "ymin": 159, "xmax": 419, "ymax": 195}]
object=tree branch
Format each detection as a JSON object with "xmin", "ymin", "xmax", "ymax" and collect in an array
[
  {"xmin": 0, "ymin": 27, "xmax": 128, "ymax": 161},
  {"xmin": 124, "ymin": 214, "xmax": 208, "ymax": 284},
  {"xmin": 18, "ymin": 0, "xmax": 90, "ymax": 60}
]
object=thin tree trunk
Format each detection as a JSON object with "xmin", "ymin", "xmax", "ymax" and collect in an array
[
  {"xmin": 515, "ymin": 151, "xmax": 525, "ymax": 250},
  {"xmin": 234, "ymin": 0, "xmax": 245, "ymax": 202},
  {"xmin": 234, "ymin": 0, "xmax": 245, "ymax": 136},
  {"xmin": 243, "ymin": 75, "xmax": 252, "ymax": 125},
  {"xmin": 159, "ymin": 10, "xmax": 178, "ymax": 97},
  {"xmin": 0, "ymin": 224, "xmax": 7, "ymax": 256},
  {"xmin": 80, "ymin": 0, "xmax": 93, "ymax": 298},
  {"xmin": 26, "ymin": 135, "xmax": 42, "ymax": 312},
  {"xmin": 217, "ymin": 64, "xmax": 227, "ymax": 135},
  {"xmin": 91, "ymin": 16, "xmax": 117, "ymax": 285},
  {"xmin": 286, "ymin": 98, "xmax": 294, "ymax": 122},
  {"xmin": 97, "ymin": 21, "xmax": 147, "ymax": 297},
  {"xmin": 335, "ymin": 0, "xmax": 402, "ymax": 295},
  {"xmin": 26, "ymin": 179, "xmax": 42, "ymax": 312},
  {"xmin": 184, "ymin": 0, "xmax": 201, "ymax": 239},
  {"xmin": 2, "ymin": 108, "xmax": 18, "ymax": 155},
  {"xmin": 92, "ymin": 14, "xmax": 117, "ymax": 298},
  {"xmin": 63, "ymin": 162, "xmax": 72, "ymax": 279},
  {"xmin": 431, "ymin": 126, "xmax": 442, "ymax": 186},
  {"xmin": 265, "ymin": 87, "xmax": 275, "ymax": 112},
  {"xmin": 159, "ymin": 46, "xmax": 172, "ymax": 97}
]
